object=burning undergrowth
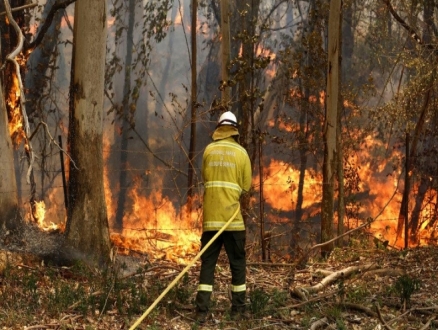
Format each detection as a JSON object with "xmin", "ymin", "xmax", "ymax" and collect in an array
[{"xmin": 8, "ymin": 103, "xmax": 436, "ymax": 265}]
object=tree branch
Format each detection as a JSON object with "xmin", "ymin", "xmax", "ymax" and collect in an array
[
  {"xmin": 376, "ymin": 303, "xmax": 397, "ymax": 330},
  {"xmin": 24, "ymin": 0, "xmax": 76, "ymax": 52},
  {"xmin": 103, "ymin": 89, "xmax": 186, "ymax": 176},
  {"xmin": 294, "ymin": 218, "xmax": 374, "ymax": 269},
  {"xmin": 2, "ymin": 0, "xmax": 35, "ymax": 185},
  {"xmin": 0, "ymin": 3, "xmax": 37, "ymax": 16},
  {"xmin": 291, "ymin": 263, "xmax": 379, "ymax": 300},
  {"xmin": 382, "ymin": 0, "xmax": 435, "ymax": 51}
]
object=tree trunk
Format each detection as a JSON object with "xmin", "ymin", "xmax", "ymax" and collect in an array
[
  {"xmin": 236, "ymin": 0, "xmax": 260, "ymax": 156},
  {"xmin": 186, "ymin": 0, "xmax": 198, "ymax": 217},
  {"xmin": 396, "ymin": 80, "xmax": 432, "ymax": 242},
  {"xmin": 234, "ymin": 0, "xmax": 260, "ymax": 228},
  {"xmin": 25, "ymin": 0, "xmax": 65, "ymax": 119},
  {"xmin": 409, "ymin": 175, "xmax": 430, "ymax": 243},
  {"xmin": 114, "ymin": 0, "xmax": 137, "ymax": 232},
  {"xmin": 220, "ymin": 0, "xmax": 231, "ymax": 106},
  {"xmin": 321, "ymin": 0, "xmax": 341, "ymax": 257},
  {"xmin": 63, "ymin": 0, "xmax": 111, "ymax": 267},
  {"xmin": 292, "ymin": 0, "xmax": 315, "ymax": 256},
  {"xmin": 336, "ymin": 94, "xmax": 345, "ymax": 246},
  {"xmin": 0, "ymin": 82, "xmax": 20, "ymax": 231},
  {"xmin": 342, "ymin": 0, "xmax": 353, "ymax": 79}
]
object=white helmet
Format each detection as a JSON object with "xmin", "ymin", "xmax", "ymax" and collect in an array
[{"xmin": 218, "ymin": 111, "xmax": 238, "ymax": 127}]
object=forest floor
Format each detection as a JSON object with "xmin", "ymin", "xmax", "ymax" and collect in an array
[{"xmin": 0, "ymin": 224, "xmax": 437, "ymax": 330}]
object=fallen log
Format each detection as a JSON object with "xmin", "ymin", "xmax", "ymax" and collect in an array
[{"xmin": 291, "ymin": 263, "xmax": 379, "ymax": 300}]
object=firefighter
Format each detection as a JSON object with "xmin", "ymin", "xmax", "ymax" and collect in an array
[{"xmin": 195, "ymin": 111, "xmax": 252, "ymax": 323}]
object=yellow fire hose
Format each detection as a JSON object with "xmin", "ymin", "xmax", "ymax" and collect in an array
[{"xmin": 129, "ymin": 203, "xmax": 241, "ymax": 330}]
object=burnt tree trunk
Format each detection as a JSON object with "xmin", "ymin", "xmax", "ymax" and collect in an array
[
  {"xmin": 396, "ymin": 80, "xmax": 432, "ymax": 242},
  {"xmin": 0, "ymin": 81, "xmax": 21, "ymax": 232},
  {"xmin": 234, "ymin": 0, "xmax": 260, "ymax": 228},
  {"xmin": 295, "ymin": 0, "xmax": 316, "ymax": 239},
  {"xmin": 409, "ymin": 176, "xmax": 430, "ymax": 243},
  {"xmin": 336, "ymin": 91, "xmax": 345, "ymax": 246},
  {"xmin": 63, "ymin": 0, "xmax": 111, "ymax": 267},
  {"xmin": 236, "ymin": 0, "xmax": 260, "ymax": 157}
]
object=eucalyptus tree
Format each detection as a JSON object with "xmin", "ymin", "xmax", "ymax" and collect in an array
[
  {"xmin": 186, "ymin": 0, "xmax": 198, "ymax": 218},
  {"xmin": 62, "ymin": 0, "xmax": 111, "ymax": 266},
  {"xmin": 321, "ymin": 0, "xmax": 342, "ymax": 256}
]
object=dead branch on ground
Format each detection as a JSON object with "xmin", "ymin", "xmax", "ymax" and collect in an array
[
  {"xmin": 376, "ymin": 303, "xmax": 396, "ymax": 330},
  {"xmin": 291, "ymin": 263, "xmax": 379, "ymax": 301}
]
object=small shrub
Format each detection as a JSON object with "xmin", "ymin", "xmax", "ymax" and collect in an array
[
  {"xmin": 392, "ymin": 274, "xmax": 421, "ymax": 307},
  {"xmin": 270, "ymin": 288, "xmax": 288, "ymax": 308},
  {"xmin": 249, "ymin": 288, "xmax": 270, "ymax": 317},
  {"xmin": 47, "ymin": 281, "xmax": 82, "ymax": 315},
  {"xmin": 346, "ymin": 284, "xmax": 370, "ymax": 303},
  {"xmin": 176, "ymin": 273, "xmax": 192, "ymax": 304},
  {"xmin": 325, "ymin": 305, "xmax": 346, "ymax": 329}
]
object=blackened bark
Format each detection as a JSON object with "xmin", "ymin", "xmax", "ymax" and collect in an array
[{"xmin": 409, "ymin": 176, "xmax": 430, "ymax": 243}]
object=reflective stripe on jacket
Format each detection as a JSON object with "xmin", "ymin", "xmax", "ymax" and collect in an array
[{"xmin": 202, "ymin": 126, "xmax": 252, "ymax": 231}]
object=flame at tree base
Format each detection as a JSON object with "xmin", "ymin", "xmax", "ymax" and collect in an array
[
  {"xmin": 110, "ymin": 229, "xmax": 200, "ymax": 264},
  {"xmin": 29, "ymin": 200, "xmax": 65, "ymax": 232}
]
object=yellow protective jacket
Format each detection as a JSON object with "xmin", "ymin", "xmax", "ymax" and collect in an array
[{"xmin": 202, "ymin": 126, "xmax": 252, "ymax": 231}]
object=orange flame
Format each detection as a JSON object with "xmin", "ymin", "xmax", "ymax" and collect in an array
[
  {"xmin": 7, "ymin": 73, "xmax": 25, "ymax": 145},
  {"xmin": 256, "ymin": 160, "xmax": 322, "ymax": 220},
  {"xmin": 256, "ymin": 132, "xmax": 437, "ymax": 249},
  {"xmin": 105, "ymin": 165, "xmax": 201, "ymax": 263},
  {"xmin": 30, "ymin": 200, "xmax": 63, "ymax": 232}
]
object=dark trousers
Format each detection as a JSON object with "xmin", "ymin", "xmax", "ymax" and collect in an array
[{"xmin": 195, "ymin": 230, "xmax": 246, "ymax": 312}]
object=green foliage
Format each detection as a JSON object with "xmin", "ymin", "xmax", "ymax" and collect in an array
[
  {"xmin": 175, "ymin": 272, "xmax": 192, "ymax": 304},
  {"xmin": 0, "ymin": 260, "xmax": 158, "ymax": 326},
  {"xmin": 330, "ymin": 247, "xmax": 360, "ymax": 263},
  {"xmin": 346, "ymin": 284, "xmax": 371, "ymax": 303},
  {"xmin": 249, "ymin": 288, "xmax": 270, "ymax": 317},
  {"xmin": 47, "ymin": 281, "xmax": 86, "ymax": 315},
  {"xmin": 392, "ymin": 274, "xmax": 421, "ymax": 306},
  {"xmin": 270, "ymin": 288, "xmax": 288, "ymax": 308},
  {"xmin": 165, "ymin": 273, "xmax": 193, "ymax": 313},
  {"xmin": 336, "ymin": 318, "xmax": 348, "ymax": 330},
  {"xmin": 267, "ymin": 288, "xmax": 290, "ymax": 318},
  {"xmin": 330, "ymin": 236, "xmax": 376, "ymax": 263},
  {"xmin": 300, "ymin": 303, "xmax": 321, "ymax": 328},
  {"xmin": 21, "ymin": 271, "xmax": 40, "ymax": 308},
  {"xmin": 325, "ymin": 305, "xmax": 346, "ymax": 329}
]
